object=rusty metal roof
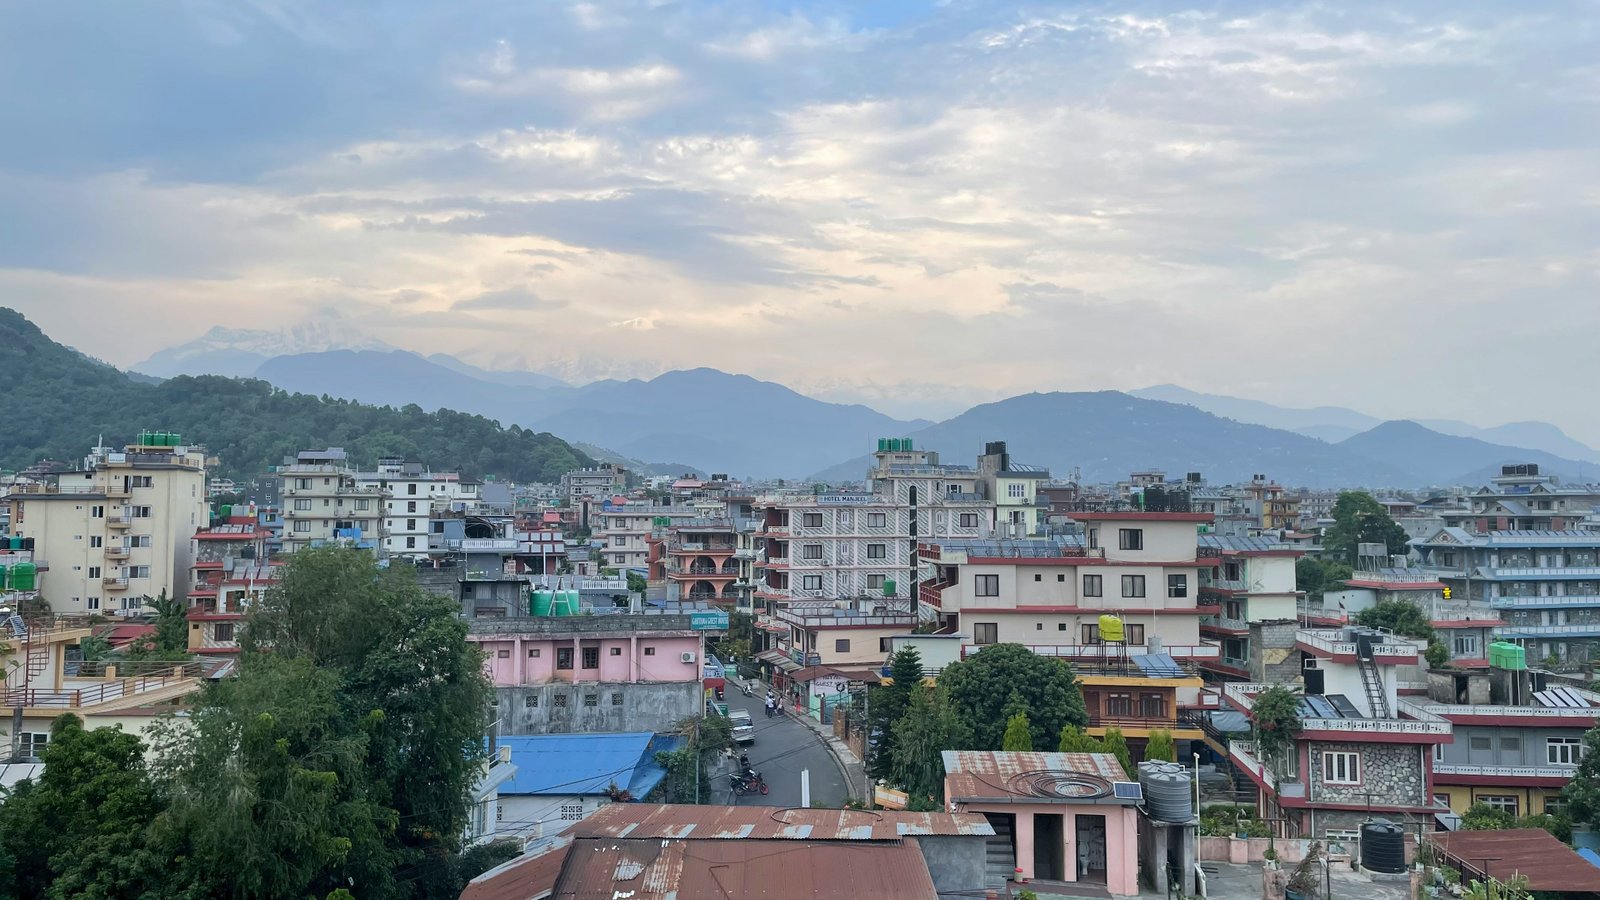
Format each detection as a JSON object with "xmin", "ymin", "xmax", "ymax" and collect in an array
[
  {"xmin": 552, "ymin": 836, "xmax": 939, "ymax": 900},
  {"xmin": 571, "ymin": 803, "xmax": 994, "ymax": 840},
  {"xmin": 1428, "ymin": 829, "xmax": 1600, "ymax": 893},
  {"xmin": 460, "ymin": 834, "xmax": 572, "ymax": 900},
  {"xmin": 943, "ymin": 750, "xmax": 1134, "ymax": 805}
]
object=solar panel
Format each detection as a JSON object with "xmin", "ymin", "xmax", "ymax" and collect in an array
[
  {"xmin": 1304, "ymin": 695, "xmax": 1340, "ymax": 719},
  {"xmin": 4, "ymin": 615, "xmax": 26, "ymax": 639},
  {"xmin": 1325, "ymin": 695, "xmax": 1364, "ymax": 719},
  {"xmin": 1535, "ymin": 687, "xmax": 1588, "ymax": 709},
  {"xmin": 1112, "ymin": 782, "xmax": 1144, "ymax": 801}
]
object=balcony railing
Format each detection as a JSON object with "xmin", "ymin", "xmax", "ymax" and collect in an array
[
  {"xmin": 1489, "ymin": 595, "xmax": 1600, "ymax": 608},
  {"xmin": 1433, "ymin": 763, "xmax": 1579, "ymax": 779},
  {"xmin": 1229, "ymin": 742, "xmax": 1306, "ymax": 797},
  {"xmin": 975, "ymin": 643, "xmax": 1220, "ymax": 661},
  {"xmin": 1495, "ymin": 623, "xmax": 1600, "ymax": 637},
  {"xmin": 1297, "ymin": 630, "xmax": 1419, "ymax": 659},
  {"xmin": 102, "ymin": 576, "xmax": 130, "ymax": 590},
  {"xmin": 106, "ymin": 514, "xmax": 133, "ymax": 528},
  {"xmin": 2, "ymin": 668, "xmax": 198, "ymax": 710},
  {"xmin": 1087, "ymin": 714, "xmax": 1184, "ymax": 730},
  {"xmin": 1206, "ymin": 616, "xmax": 1249, "ymax": 632},
  {"xmin": 1415, "ymin": 700, "xmax": 1600, "ymax": 719},
  {"xmin": 104, "ymin": 545, "xmax": 130, "ymax": 559},
  {"xmin": 1224, "ymin": 684, "xmax": 1453, "ymax": 735},
  {"xmin": 104, "ymin": 483, "xmax": 131, "ymax": 497}
]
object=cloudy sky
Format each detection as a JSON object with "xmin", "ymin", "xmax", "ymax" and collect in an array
[{"xmin": 3, "ymin": 1, "xmax": 1598, "ymax": 435}]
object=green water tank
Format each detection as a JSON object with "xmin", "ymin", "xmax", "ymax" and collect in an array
[
  {"xmin": 531, "ymin": 590, "xmax": 554, "ymax": 616},
  {"xmin": 551, "ymin": 590, "xmax": 580, "ymax": 616},
  {"xmin": 10, "ymin": 562, "xmax": 37, "ymax": 592},
  {"xmin": 882, "ymin": 578, "xmax": 896, "ymax": 596},
  {"xmin": 169, "ymin": 433, "xmax": 182, "ymax": 446},
  {"xmin": 219, "ymin": 504, "xmax": 233, "ymax": 520},
  {"xmin": 8, "ymin": 536, "xmax": 20, "ymax": 550},
  {"xmin": 903, "ymin": 438, "xmax": 913, "ymax": 451},
  {"xmin": 0, "ymin": 565, "xmax": 9, "ymax": 591}
]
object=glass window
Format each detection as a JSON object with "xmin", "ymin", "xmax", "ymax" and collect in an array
[
  {"xmin": 1478, "ymin": 795, "xmax": 1518, "ymax": 814},
  {"xmin": 802, "ymin": 575, "xmax": 822, "ymax": 591},
  {"xmin": 973, "ymin": 623, "xmax": 998, "ymax": 644},
  {"xmin": 975, "ymin": 574, "xmax": 999, "ymax": 597},
  {"xmin": 867, "ymin": 543, "xmax": 886, "ymax": 559},
  {"xmin": 1321, "ymin": 751, "xmax": 1360, "ymax": 785},
  {"xmin": 1007, "ymin": 483, "xmax": 1026, "ymax": 498},
  {"xmin": 582, "ymin": 647, "xmax": 599, "ymax": 669},
  {"xmin": 557, "ymin": 648, "xmax": 574, "ymax": 670},
  {"xmin": 1167, "ymin": 574, "xmax": 1187, "ymax": 598},
  {"xmin": 1118, "ymin": 528, "xmax": 1143, "ymax": 550},
  {"xmin": 867, "ymin": 574, "xmax": 886, "ymax": 590},
  {"xmin": 869, "ymin": 512, "xmax": 887, "ymax": 527},
  {"xmin": 1083, "ymin": 575, "xmax": 1103, "ymax": 597},
  {"xmin": 1548, "ymin": 737, "xmax": 1583, "ymax": 765},
  {"xmin": 803, "ymin": 513, "xmax": 823, "ymax": 527},
  {"xmin": 959, "ymin": 513, "xmax": 978, "ymax": 527},
  {"xmin": 802, "ymin": 544, "xmax": 823, "ymax": 560},
  {"xmin": 834, "ymin": 639, "xmax": 850, "ymax": 653},
  {"xmin": 1121, "ymin": 575, "xmax": 1146, "ymax": 598}
]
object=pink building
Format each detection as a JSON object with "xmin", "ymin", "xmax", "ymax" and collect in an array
[
  {"xmin": 469, "ymin": 613, "xmax": 708, "ymax": 736},
  {"xmin": 944, "ymin": 750, "xmax": 1141, "ymax": 896}
]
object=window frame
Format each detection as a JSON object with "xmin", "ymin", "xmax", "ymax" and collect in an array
[
  {"xmin": 1167, "ymin": 574, "xmax": 1188, "ymax": 598},
  {"xmin": 1121, "ymin": 574, "xmax": 1146, "ymax": 598},
  {"xmin": 1320, "ymin": 751, "xmax": 1361, "ymax": 785},
  {"xmin": 1548, "ymin": 736, "xmax": 1584, "ymax": 766},
  {"xmin": 1083, "ymin": 574, "xmax": 1103, "ymax": 597},
  {"xmin": 974, "ymin": 574, "xmax": 1000, "ymax": 597},
  {"xmin": 1118, "ymin": 528, "xmax": 1143, "ymax": 551},
  {"xmin": 973, "ymin": 622, "xmax": 998, "ymax": 645}
]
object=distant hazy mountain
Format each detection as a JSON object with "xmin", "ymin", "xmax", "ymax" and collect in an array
[
  {"xmin": 248, "ymin": 351, "xmax": 926, "ymax": 479},
  {"xmin": 1338, "ymin": 421, "xmax": 1597, "ymax": 485},
  {"xmin": 814, "ymin": 391, "xmax": 1417, "ymax": 488},
  {"xmin": 573, "ymin": 444, "xmax": 704, "ymax": 479},
  {"xmin": 1132, "ymin": 384, "xmax": 1600, "ymax": 463},
  {"xmin": 133, "ymin": 313, "xmax": 392, "ymax": 378},
  {"xmin": 425, "ymin": 353, "xmax": 567, "ymax": 389}
]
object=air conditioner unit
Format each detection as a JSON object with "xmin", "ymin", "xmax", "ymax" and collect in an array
[{"xmin": 680, "ymin": 651, "xmax": 697, "ymax": 663}]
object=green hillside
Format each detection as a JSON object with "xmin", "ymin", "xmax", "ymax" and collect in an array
[{"xmin": 0, "ymin": 308, "xmax": 593, "ymax": 481}]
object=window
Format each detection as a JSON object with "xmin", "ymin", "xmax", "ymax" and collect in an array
[
  {"xmin": 611, "ymin": 692, "xmax": 623, "ymax": 706},
  {"xmin": 880, "ymin": 637, "xmax": 894, "ymax": 652},
  {"xmin": 405, "ymin": 536, "xmax": 416, "ymax": 549},
  {"xmin": 802, "ymin": 544, "xmax": 823, "ymax": 560},
  {"xmin": 1083, "ymin": 575, "xmax": 1103, "ymax": 597},
  {"xmin": 1083, "ymin": 624, "xmax": 1102, "ymax": 644},
  {"xmin": 129, "ymin": 566, "xmax": 150, "ymax": 579},
  {"xmin": 1545, "ymin": 797, "xmax": 1569, "ymax": 816},
  {"xmin": 1548, "ymin": 737, "xmax": 1584, "ymax": 765},
  {"xmin": 610, "ymin": 647, "xmax": 622, "ymax": 656},
  {"xmin": 89, "ymin": 536, "xmax": 102, "ymax": 548},
  {"xmin": 975, "ymin": 574, "xmax": 999, "ymax": 597},
  {"xmin": 583, "ymin": 694, "xmax": 598, "ymax": 707},
  {"xmin": 560, "ymin": 802, "xmax": 584, "ymax": 821},
  {"xmin": 1470, "ymin": 736, "xmax": 1492, "ymax": 751},
  {"xmin": 1007, "ymin": 483, "xmax": 1026, "ymax": 499},
  {"xmin": 1119, "ymin": 528, "xmax": 1143, "ymax": 550},
  {"xmin": 582, "ymin": 647, "xmax": 599, "ymax": 669},
  {"xmin": 959, "ymin": 513, "xmax": 978, "ymax": 527},
  {"xmin": 835, "ymin": 639, "xmax": 851, "ymax": 653},
  {"xmin": 526, "ymin": 695, "xmax": 539, "ymax": 709},
  {"xmin": 134, "ymin": 475, "xmax": 153, "ymax": 488},
  {"xmin": 1139, "ymin": 693, "xmax": 1167, "ymax": 718},
  {"xmin": 131, "ymin": 535, "xmax": 152, "ymax": 548},
  {"xmin": 1121, "ymin": 575, "xmax": 1146, "ymax": 598},
  {"xmin": 294, "ymin": 498, "xmax": 312, "ymax": 511},
  {"xmin": 803, "ymin": 512, "xmax": 823, "ymax": 528},
  {"xmin": 407, "ymin": 501, "xmax": 417, "ymax": 513},
  {"xmin": 644, "ymin": 647, "xmax": 656, "ymax": 656},
  {"xmin": 802, "ymin": 575, "xmax": 822, "ymax": 591},
  {"xmin": 496, "ymin": 649, "xmax": 511, "ymax": 659},
  {"xmin": 88, "ymin": 566, "xmax": 100, "ymax": 579},
  {"xmin": 1321, "ymin": 751, "xmax": 1360, "ymax": 784},
  {"xmin": 557, "ymin": 648, "xmax": 574, "ymax": 670},
  {"xmin": 1106, "ymin": 692, "xmax": 1133, "ymax": 716},
  {"xmin": 614, "ymin": 536, "xmax": 627, "ymax": 547},
  {"xmin": 1478, "ymin": 795, "xmax": 1518, "ymax": 814},
  {"xmin": 408, "ymin": 483, "xmax": 418, "ymax": 495},
  {"xmin": 1058, "ymin": 623, "xmax": 1068, "ymax": 631},
  {"xmin": 552, "ymin": 694, "xmax": 568, "ymax": 708},
  {"xmin": 973, "ymin": 623, "xmax": 998, "ymax": 645},
  {"xmin": 1167, "ymin": 574, "xmax": 1188, "ymax": 598},
  {"xmin": 406, "ymin": 519, "xmax": 416, "ymax": 531},
  {"xmin": 87, "ymin": 597, "xmax": 100, "ymax": 611},
  {"xmin": 355, "ymin": 499, "xmax": 370, "ymax": 511},
  {"xmin": 867, "ymin": 543, "xmax": 886, "ymax": 559},
  {"xmin": 294, "ymin": 521, "xmax": 311, "ymax": 533},
  {"xmin": 214, "ymin": 623, "xmax": 235, "ymax": 642},
  {"xmin": 1452, "ymin": 634, "xmax": 1479, "ymax": 656},
  {"xmin": 1057, "ymin": 574, "xmax": 1066, "ymax": 582},
  {"xmin": 296, "ymin": 478, "xmax": 312, "ymax": 490},
  {"xmin": 131, "ymin": 506, "xmax": 152, "ymax": 518},
  {"xmin": 528, "ymin": 648, "xmax": 541, "ymax": 658},
  {"xmin": 90, "ymin": 505, "xmax": 104, "ymax": 518},
  {"xmin": 867, "ymin": 574, "xmax": 886, "ymax": 590},
  {"xmin": 16, "ymin": 733, "xmax": 48, "ymax": 761},
  {"xmin": 1433, "ymin": 793, "xmax": 1451, "ymax": 808},
  {"xmin": 869, "ymin": 512, "xmax": 887, "ymax": 527},
  {"xmin": 1434, "ymin": 743, "xmax": 1444, "ymax": 762},
  {"xmin": 1224, "ymin": 562, "xmax": 1242, "ymax": 581}
]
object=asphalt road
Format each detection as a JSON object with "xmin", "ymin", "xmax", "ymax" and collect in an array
[{"xmin": 721, "ymin": 683, "xmax": 849, "ymax": 809}]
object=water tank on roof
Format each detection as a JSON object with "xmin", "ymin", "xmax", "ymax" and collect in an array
[
  {"xmin": 10, "ymin": 563, "xmax": 37, "ymax": 592},
  {"xmin": 531, "ymin": 590, "xmax": 554, "ymax": 616},
  {"xmin": 1098, "ymin": 615, "xmax": 1125, "ymax": 642},
  {"xmin": 0, "ymin": 565, "xmax": 9, "ymax": 590},
  {"xmin": 7, "ymin": 536, "xmax": 19, "ymax": 550},
  {"xmin": 1137, "ymin": 761, "xmax": 1193, "ymax": 822},
  {"xmin": 1359, "ymin": 820, "xmax": 1406, "ymax": 874},
  {"xmin": 882, "ymin": 578, "xmax": 897, "ymax": 597}
]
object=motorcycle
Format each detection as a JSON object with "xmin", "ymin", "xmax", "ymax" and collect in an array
[
  {"xmin": 739, "ymin": 681, "xmax": 755, "ymax": 698},
  {"xmin": 731, "ymin": 770, "xmax": 769, "ymax": 796}
]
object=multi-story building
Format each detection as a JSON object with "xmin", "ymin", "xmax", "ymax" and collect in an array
[
  {"xmin": 597, "ymin": 502, "xmax": 700, "ymax": 572},
  {"xmin": 1439, "ymin": 465, "xmax": 1600, "ymax": 533},
  {"xmin": 277, "ymin": 448, "xmax": 386, "ymax": 555},
  {"xmin": 1197, "ymin": 534, "xmax": 1304, "ymax": 680},
  {"xmin": 6, "ymin": 436, "xmax": 207, "ymax": 616},
  {"xmin": 1241, "ymin": 476, "xmax": 1299, "ymax": 530},
  {"xmin": 469, "ymin": 612, "xmax": 706, "ymax": 736},
  {"xmin": 1416, "ymin": 666, "xmax": 1598, "ymax": 818},
  {"xmin": 975, "ymin": 441, "xmax": 1050, "ymax": 536},
  {"xmin": 187, "ymin": 515, "xmax": 277, "ymax": 655},
  {"xmin": 561, "ymin": 464, "xmax": 627, "ymax": 530},
  {"xmin": 651, "ymin": 517, "xmax": 742, "ymax": 604},
  {"xmin": 355, "ymin": 457, "xmax": 480, "ymax": 559},
  {"xmin": 1414, "ymin": 527, "xmax": 1600, "ymax": 663},
  {"xmin": 758, "ymin": 597, "xmax": 923, "ymax": 691},
  {"xmin": 1224, "ymin": 626, "xmax": 1452, "ymax": 838}
]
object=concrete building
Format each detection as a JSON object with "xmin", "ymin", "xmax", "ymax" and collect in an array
[
  {"xmin": 187, "ymin": 515, "xmax": 277, "ymax": 655},
  {"xmin": 492, "ymin": 732, "xmax": 679, "ymax": 839},
  {"xmin": 1447, "ymin": 464, "xmax": 1600, "ymax": 533},
  {"xmin": 277, "ymin": 448, "xmax": 385, "ymax": 554},
  {"xmin": 1196, "ymin": 534, "xmax": 1304, "ymax": 681},
  {"xmin": 975, "ymin": 440, "xmax": 1051, "ymax": 537},
  {"xmin": 1417, "ymin": 669, "xmax": 1598, "ymax": 818},
  {"xmin": 470, "ymin": 613, "xmax": 707, "ymax": 735},
  {"xmin": 6, "ymin": 436, "xmax": 207, "ymax": 616},
  {"xmin": 597, "ymin": 502, "xmax": 699, "ymax": 572},
  {"xmin": 1224, "ymin": 626, "xmax": 1453, "ymax": 838},
  {"xmin": 650, "ymin": 517, "xmax": 742, "ymax": 604},
  {"xmin": 354, "ymin": 456, "xmax": 480, "ymax": 558},
  {"xmin": 1414, "ymin": 527, "xmax": 1600, "ymax": 664},
  {"xmin": 757, "ymin": 597, "xmax": 921, "ymax": 692}
]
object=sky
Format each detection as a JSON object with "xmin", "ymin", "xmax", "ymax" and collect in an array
[{"xmin": 2, "ymin": 1, "xmax": 1599, "ymax": 436}]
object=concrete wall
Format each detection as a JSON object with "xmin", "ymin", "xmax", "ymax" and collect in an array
[
  {"xmin": 1248, "ymin": 621, "xmax": 1301, "ymax": 683},
  {"xmin": 917, "ymin": 835, "xmax": 989, "ymax": 899},
  {"xmin": 478, "ymin": 635, "xmax": 702, "ymax": 685},
  {"xmin": 498, "ymin": 793, "xmax": 609, "ymax": 839},
  {"xmin": 495, "ymin": 682, "xmax": 702, "ymax": 735},
  {"xmin": 1441, "ymin": 723, "xmax": 1590, "ymax": 768}
]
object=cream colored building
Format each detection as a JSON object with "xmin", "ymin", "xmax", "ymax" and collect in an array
[
  {"xmin": 6, "ymin": 437, "xmax": 207, "ymax": 616},
  {"xmin": 278, "ymin": 448, "xmax": 386, "ymax": 554}
]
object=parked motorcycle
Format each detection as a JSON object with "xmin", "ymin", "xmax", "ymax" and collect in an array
[{"xmin": 731, "ymin": 770, "xmax": 769, "ymax": 796}]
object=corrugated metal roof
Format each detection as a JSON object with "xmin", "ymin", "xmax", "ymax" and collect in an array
[
  {"xmin": 1429, "ymin": 829, "xmax": 1600, "ymax": 892},
  {"xmin": 461, "ymin": 834, "xmax": 573, "ymax": 900},
  {"xmin": 500, "ymin": 733, "xmax": 677, "ymax": 797},
  {"xmin": 552, "ymin": 837, "xmax": 939, "ymax": 900},
  {"xmin": 943, "ymin": 750, "xmax": 1132, "ymax": 804},
  {"xmin": 572, "ymin": 803, "xmax": 994, "ymax": 839},
  {"xmin": 1199, "ymin": 534, "xmax": 1296, "ymax": 553}
]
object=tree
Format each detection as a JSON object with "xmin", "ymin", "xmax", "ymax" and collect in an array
[
  {"xmin": 1144, "ymin": 729, "xmax": 1177, "ymax": 763},
  {"xmin": 868, "ymin": 647, "xmax": 924, "ymax": 780},
  {"xmin": 1323, "ymin": 492, "xmax": 1409, "ymax": 564},
  {"xmin": 1058, "ymin": 725, "xmax": 1106, "ymax": 754},
  {"xmin": 1424, "ymin": 639, "xmax": 1451, "ymax": 669},
  {"xmin": 1560, "ymin": 723, "xmax": 1600, "ymax": 825},
  {"xmin": 0, "ymin": 715, "xmax": 167, "ymax": 900},
  {"xmin": 1357, "ymin": 599, "xmax": 1433, "ymax": 639},
  {"xmin": 1251, "ymin": 685, "xmax": 1302, "ymax": 781},
  {"xmin": 1002, "ymin": 713, "xmax": 1033, "ymax": 751},
  {"xmin": 891, "ymin": 685, "xmax": 970, "ymax": 803},
  {"xmin": 941, "ymin": 644, "xmax": 1087, "ymax": 750},
  {"xmin": 1100, "ymin": 727, "xmax": 1133, "ymax": 779},
  {"xmin": 656, "ymin": 715, "xmax": 733, "ymax": 804},
  {"xmin": 1461, "ymin": 802, "xmax": 1517, "ymax": 831},
  {"xmin": 1296, "ymin": 557, "xmax": 1353, "ymax": 604},
  {"xmin": 626, "ymin": 572, "xmax": 648, "ymax": 595}
]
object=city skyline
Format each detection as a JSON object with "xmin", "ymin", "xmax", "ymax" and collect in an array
[{"xmin": 3, "ymin": 1, "xmax": 1598, "ymax": 434}]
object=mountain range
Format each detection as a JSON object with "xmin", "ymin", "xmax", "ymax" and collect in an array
[{"xmin": 125, "ymin": 320, "xmax": 1600, "ymax": 487}]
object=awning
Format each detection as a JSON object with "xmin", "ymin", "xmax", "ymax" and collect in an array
[{"xmin": 756, "ymin": 650, "xmax": 801, "ymax": 674}]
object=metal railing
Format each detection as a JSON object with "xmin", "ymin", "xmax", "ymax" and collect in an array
[
  {"xmin": 71, "ymin": 660, "xmax": 203, "ymax": 679},
  {"xmin": 106, "ymin": 514, "xmax": 133, "ymax": 527},
  {"xmin": 1489, "ymin": 595, "xmax": 1600, "ymax": 607},
  {"xmin": 1413, "ymin": 700, "xmax": 1599, "ymax": 719},
  {"xmin": 972, "ymin": 643, "xmax": 1221, "ymax": 660},
  {"xmin": 1494, "ymin": 623, "xmax": 1600, "ymax": 637},
  {"xmin": 1297, "ymin": 630, "xmax": 1419, "ymax": 659},
  {"xmin": 3, "ymin": 669, "xmax": 198, "ymax": 709},
  {"xmin": 1432, "ymin": 763, "xmax": 1579, "ymax": 778}
]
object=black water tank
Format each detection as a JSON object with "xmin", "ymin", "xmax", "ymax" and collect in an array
[
  {"xmin": 1303, "ymin": 667, "xmax": 1326, "ymax": 695},
  {"xmin": 1360, "ymin": 820, "xmax": 1406, "ymax": 874},
  {"xmin": 21, "ymin": 537, "xmax": 34, "ymax": 552}
]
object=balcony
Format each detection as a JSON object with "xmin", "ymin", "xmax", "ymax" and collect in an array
[
  {"xmin": 104, "ymin": 483, "xmax": 131, "ymax": 498},
  {"xmin": 1229, "ymin": 741, "xmax": 1306, "ymax": 798},
  {"xmin": 1432, "ymin": 763, "xmax": 1579, "ymax": 779},
  {"xmin": 1224, "ymin": 684, "xmax": 1453, "ymax": 736},
  {"xmin": 102, "ymin": 576, "xmax": 130, "ymax": 590},
  {"xmin": 1489, "ymin": 595, "xmax": 1600, "ymax": 609},
  {"xmin": 1494, "ymin": 623, "xmax": 1600, "ymax": 638},
  {"xmin": 967, "ymin": 643, "xmax": 1220, "ymax": 662},
  {"xmin": 104, "ymin": 545, "xmax": 130, "ymax": 559},
  {"xmin": 1484, "ymin": 566, "xmax": 1600, "ymax": 580},
  {"xmin": 106, "ymin": 514, "xmax": 133, "ymax": 529},
  {"xmin": 1, "ymin": 666, "xmax": 200, "ymax": 711},
  {"xmin": 1297, "ymin": 629, "xmax": 1418, "ymax": 660}
]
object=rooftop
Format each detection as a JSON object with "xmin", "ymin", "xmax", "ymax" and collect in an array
[
  {"xmin": 943, "ymin": 750, "xmax": 1133, "ymax": 804},
  {"xmin": 498, "ymin": 733, "xmax": 679, "ymax": 799},
  {"xmin": 571, "ymin": 802, "xmax": 994, "ymax": 840},
  {"xmin": 1427, "ymin": 829, "xmax": 1600, "ymax": 893}
]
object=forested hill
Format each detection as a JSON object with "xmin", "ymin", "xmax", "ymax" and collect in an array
[{"xmin": 0, "ymin": 308, "xmax": 594, "ymax": 482}]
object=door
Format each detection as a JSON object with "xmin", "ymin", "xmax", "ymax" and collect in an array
[
  {"xmin": 1033, "ymin": 813, "xmax": 1065, "ymax": 881},
  {"xmin": 1074, "ymin": 815, "xmax": 1107, "ymax": 883}
]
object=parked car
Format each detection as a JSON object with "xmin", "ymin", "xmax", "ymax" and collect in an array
[{"xmin": 729, "ymin": 708, "xmax": 755, "ymax": 744}]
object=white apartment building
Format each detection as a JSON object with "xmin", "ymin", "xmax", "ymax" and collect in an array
[
  {"xmin": 278, "ymin": 448, "xmax": 386, "ymax": 555},
  {"xmin": 6, "ymin": 436, "xmax": 207, "ymax": 616},
  {"xmin": 354, "ymin": 457, "xmax": 481, "ymax": 558},
  {"xmin": 597, "ymin": 503, "xmax": 701, "ymax": 571}
]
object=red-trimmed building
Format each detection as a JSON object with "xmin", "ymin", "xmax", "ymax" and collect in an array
[
  {"xmin": 188, "ymin": 519, "xmax": 278, "ymax": 655},
  {"xmin": 1196, "ymin": 534, "xmax": 1304, "ymax": 680},
  {"xmin": 1224, "ymin": 625, "xmax": 1453, "ymax": 839}
]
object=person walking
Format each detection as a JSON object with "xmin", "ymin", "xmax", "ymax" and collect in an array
[{"xmin": 765, "ymin": 695, "xmax": 776, "ymax": 718}]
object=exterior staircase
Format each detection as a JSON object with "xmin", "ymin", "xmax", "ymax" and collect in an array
[
  {"xmin": 1357, "ymin": 654, "xmax": 1390, "ymax": 718},
  {"xmin": 983, "ymin": 814, "xmax": 1015, "ymax": 889}
]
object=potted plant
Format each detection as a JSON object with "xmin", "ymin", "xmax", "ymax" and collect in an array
[{"xmin": 1286, "ymin": 842, "xmax": 1322, "ymax": 900}]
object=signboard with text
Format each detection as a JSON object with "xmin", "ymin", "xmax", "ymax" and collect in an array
[{"xmin": 690, "ymin": 610, "xmax": 729, "ymax": 631}]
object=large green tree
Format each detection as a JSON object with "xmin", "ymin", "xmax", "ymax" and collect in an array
[
  {"xmin": 867, "ymin": 647, "xmax": 925, "ymax": 780},
  {"xmin": 1323, "ymin": 492, "xmax": 1409, "ymax": 564},
  {"xmin": 1001, "ymin": 713, "xmax": 1033, "ymax": 751},
  {"xmin": 1357, "ymin": 599, "xmax": 1451, "ymax": 668},
  {"xmin": 890, "ymin": 685, "xmax": 970, "ymax": 804},
  {"xmin": 940, "ymin": 644, "xmax": 1087, "ymax": 750},
  {"xmin": 0, "ymin": 715, "xmax": 167, "ymax": 900},
  {"xmin": 1560, "ymin": 723, "xmax": 1600, "ymax": 825},
  {"xmin": 1296, "ymin": 557, "xmax": 1353, "ymax": 604}
]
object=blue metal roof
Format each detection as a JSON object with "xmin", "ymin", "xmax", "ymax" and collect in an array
[{"xmin": 499, "ymin": 732, "xmax": 682, "ymax": 797}]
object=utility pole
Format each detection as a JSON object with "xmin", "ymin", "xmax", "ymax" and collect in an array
[{"xmin": 863, "ymin": 687, "xmax": 873, "ymax": 804}]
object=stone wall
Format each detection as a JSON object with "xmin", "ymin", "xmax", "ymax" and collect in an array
[
  {"xmin": 1307, "ymin": 741, "xmax": 1426, "ymax": 807},
  {"xmin": 495, "ymin": 682, "xmax": 702, "ymax": 735},
  {"xmin": 1250, "ymin": 621, "xmax": 1302, "ymax": 683}
]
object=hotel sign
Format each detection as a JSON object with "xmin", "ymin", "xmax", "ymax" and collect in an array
[{"xmin": 816, "ymin": 495, "xmax": 875, "ymax": 506}]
